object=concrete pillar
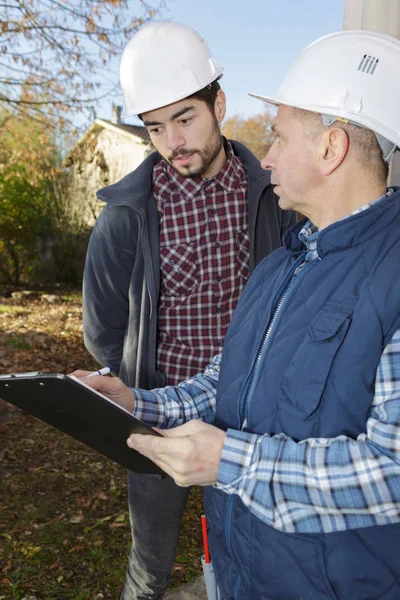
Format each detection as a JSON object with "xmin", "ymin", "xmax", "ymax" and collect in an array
[
  {"xmin": 344, "ymin": 0, "xmax": 400, "ymax": 36},
  {"xmin": 343, "ymin": 0, "xmax": 400, "ymax": 184}
]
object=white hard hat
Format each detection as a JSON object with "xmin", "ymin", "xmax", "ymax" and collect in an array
[
  {"xmin": 250, "ymin": 30, "xmax": 400, "ymax": 161},
  {"xmin": 120, "ymin": 21, "xmax": 223, "ymax": 117}
]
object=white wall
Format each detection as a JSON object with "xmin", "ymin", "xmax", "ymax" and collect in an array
[
  {"xmin": 97, "ymin": 128, "xmax": 148, "ymax": 185},
  {"xmin": 66, "ymin": 125, "xmax": 150, "ymax": 226}
]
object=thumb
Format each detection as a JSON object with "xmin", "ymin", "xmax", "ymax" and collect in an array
[
  {"xmin": 82, "ymin": 374, "xmax": 126, "ymax": 395},
  {"xmin": 155, "ymin": 420, "xmax": 204, "ymax": 438},
  {"xmin": 153, "ymin": 426, "xmax": 186, "ymax": 438}
]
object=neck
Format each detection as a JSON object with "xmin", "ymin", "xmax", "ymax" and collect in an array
[
  {"xmin": 202, "ymin": 143, "xmax": 227, "ymax": 179},
  {"xmin": 307, "ymin": 177, "xmax": 387, "ymax": 231}
]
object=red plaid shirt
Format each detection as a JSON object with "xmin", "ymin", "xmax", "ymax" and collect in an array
[{"xmin": 153, "ymin": 141, "xmax": 249, "ymax": 385}]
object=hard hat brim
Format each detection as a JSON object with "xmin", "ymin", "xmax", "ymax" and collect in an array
[
  {"xmin": 122, "ymin": 71, "xmax": 224, "ymax": 119},
  {"xmin": 249, "ymin": 92, "xmax": 292, "ymax": 108}
]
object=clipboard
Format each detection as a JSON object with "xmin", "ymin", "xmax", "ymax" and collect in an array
[{"xmin": 0, "ymin": 372, "xmax": 163, "ymax": 475}]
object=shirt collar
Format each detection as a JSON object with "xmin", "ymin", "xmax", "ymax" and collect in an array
[{"xmin": 298, "ymin": 188, "xmax": 395, "ymax": 260}]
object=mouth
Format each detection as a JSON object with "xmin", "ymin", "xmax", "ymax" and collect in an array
[{"xmin": 173, "ymin": 153, "xmax": 196, "ymax": 166}]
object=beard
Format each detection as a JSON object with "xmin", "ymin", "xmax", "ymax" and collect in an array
[{"xmin": 168, "ymin": 122, "xmax": 224, "ymax": 178}]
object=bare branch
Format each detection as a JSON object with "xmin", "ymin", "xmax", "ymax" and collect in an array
[{"xmin": 0, "ymin": 0, "xmax": 167, "ymax": 128}]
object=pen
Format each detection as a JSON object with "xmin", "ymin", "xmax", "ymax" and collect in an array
[
  {"xmin": 87, "ymin": 367, "xmax": 111, "ymax": 378},
  {"xmin": 201, "ymin": 514, "xmax": 210, "ymax": 564}
]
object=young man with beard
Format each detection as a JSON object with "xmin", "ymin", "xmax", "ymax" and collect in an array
[{"xmin": 82, "ymin": 21, "xmax": 294, "ymax": 600}]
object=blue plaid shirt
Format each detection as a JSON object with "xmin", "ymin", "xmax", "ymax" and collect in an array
[{"xmin": 132, "ymin": 189, "xmax": 400, "ymax": 534}]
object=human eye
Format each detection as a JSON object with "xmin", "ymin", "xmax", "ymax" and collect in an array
[
  {"xmin": 269, "ymin": 128, "xmax": 278, "ymax": 142},
  {"xmin": 149, "ymin": 127, "xmax": 161, "ymax": 136},
  {"xmin": 180, "ymin": 116, "xmax": 193, "ymax": 126}
]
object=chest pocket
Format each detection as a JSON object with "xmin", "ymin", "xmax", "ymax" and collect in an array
[
  {"xmin": 278, "ymin": 303, "xmax": 353, "ymax": 439},
  {"xmin": 160, "ymin": 244, "xmax": 199, "ymax": 297}
]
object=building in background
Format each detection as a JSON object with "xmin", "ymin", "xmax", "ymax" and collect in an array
[{"xmin": 65, "ymin": 105, "xmax": 151, "ymax": 224}]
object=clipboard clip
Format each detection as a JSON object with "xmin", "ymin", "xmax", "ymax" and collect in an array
[{"xmin": 0, "ymin": 372, "xmax": 41, "ymax": 379}]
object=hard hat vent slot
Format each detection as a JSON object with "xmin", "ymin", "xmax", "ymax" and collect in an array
[{"xmin": 358, "ymin": 54, "xmax": 379, "ymax": 75}]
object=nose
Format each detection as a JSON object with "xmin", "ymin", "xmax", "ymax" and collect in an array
[
  {"xmin": 167, "ymin": 125, "xmax": 185, "ymax": 152},
  {"xmin": 261, "ymin": 141, "xmax": 276, "ymax": 171}
]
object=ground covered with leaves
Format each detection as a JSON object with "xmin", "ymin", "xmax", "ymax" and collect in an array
[{"xmin": 0, "ymin": 290, "xmax": 204, "ymax": 600}]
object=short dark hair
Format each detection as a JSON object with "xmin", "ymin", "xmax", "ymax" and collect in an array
[
  {"xmin": 188, "ymin": 79, "xmax": 221, "ymax": 112},
  {"xmin": 138, "ymin": 79, "xmax": 221, "ymax": 121}
]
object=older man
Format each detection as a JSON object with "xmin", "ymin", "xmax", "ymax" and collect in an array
[{"xmin": 79, "ymin": 30, "xmax": 400, "ymax": 599}]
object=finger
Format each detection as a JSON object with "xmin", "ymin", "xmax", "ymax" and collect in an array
[
  {"xmin": 128, "ymin": 433, "xmax": 180, "ymax": 455},
  {"xmin": 69, "ymin": 369, "xmax": 93, "ymax": 379},
  {"xmin": 79, "ymin": 373, "xmax": 107, "ymax": 389},
  {"xmin": 84, "ymin": 375, "xmax": 123, "ymax": 392},
  {"xmin": 127, "ymin": 436, "xmax": 192, "ymax": 485},
  {"xmin": 126, "ymin": 435, "xmax": 171, "ymax": 469},
  {"xmin": 152, "ymin": 427, "xmax": 167, "ymax": 436},
  {"xmin": 128, "ymin": 434, "xmax": 194, "ymax": 470},
  {"xmin": 155, "ymin": 420, "xmax": 204, "ymax": 438}
]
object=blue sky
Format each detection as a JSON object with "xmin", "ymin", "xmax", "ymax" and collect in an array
[{"xmin": 98, "ymin": 0, "xmax": 345, "ymax": 124}]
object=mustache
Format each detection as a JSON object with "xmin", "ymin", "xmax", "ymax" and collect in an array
[{"xmin": 169, "ymin": 149, "xmax": 199, "ymax": 161}]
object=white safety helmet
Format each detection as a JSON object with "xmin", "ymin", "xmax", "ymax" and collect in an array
[
  {"xmin": 120, "ymin": 21, "xmax": 223, "ymax": 118},
  {"xmin": 250, "ymin": 30, "xmax": 400, "ymax": 163}
]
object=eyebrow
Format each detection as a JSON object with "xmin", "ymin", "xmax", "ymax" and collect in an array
[{"xmin": 143, "ymin": 105, "xmax": 195, "ymax": 127}]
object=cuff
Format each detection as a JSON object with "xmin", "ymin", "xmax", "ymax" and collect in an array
[{"xmin": 216, "ymin": 428, "xmax": 259, "ymax": 491}]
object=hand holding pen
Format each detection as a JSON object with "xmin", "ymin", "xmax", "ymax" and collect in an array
[
  {"xmin": 69, "ymin": 367, "xmax": 135, "ymax": 413},
  {"xmin": 87, "ymin": 366, "xmax": 111, "ymax": 378}
]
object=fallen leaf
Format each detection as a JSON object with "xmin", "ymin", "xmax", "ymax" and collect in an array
[
  {"xmin": 109, "ymin": 522, "xmax": 126, "ymax": 529},
  {"xmin": 68, "ymin": 514, "xmax": 83, "ymax": 524}
]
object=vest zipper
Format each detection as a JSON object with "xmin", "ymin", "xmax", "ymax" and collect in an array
[
  {"xmin": 237, "ymin": 254, "xmax": 307, "ymax": 428},
  {"xmin": 233, "ymin": 573, "xmax": 242, "ymax": 598},
  {"xmin": 226, "ymin": 254, "xmax": 315, "ymax": 597}
]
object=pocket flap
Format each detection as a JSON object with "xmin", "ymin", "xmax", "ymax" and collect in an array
[{"xmin": 309, "ymin": 304, "xmax": 354, "ymax": 342}]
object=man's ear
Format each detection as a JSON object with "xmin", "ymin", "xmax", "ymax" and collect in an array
[
  {"xmin": 214, "ymin": 89, "xmax": 226, "ymax": 124},
  {"xmin": 319, "ymin": 127, "xmax": 349, "ymax": 175}
]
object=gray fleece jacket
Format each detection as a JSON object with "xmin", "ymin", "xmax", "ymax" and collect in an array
[{"xmin": 83, "ymin": 141, "xmax": 296, "ymax": 388}]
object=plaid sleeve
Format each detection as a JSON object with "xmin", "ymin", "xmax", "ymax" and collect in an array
[
  {"xmin": 216, "ymin": 330, "xmax": 400, "ymax": 534},
  {"xmin": 131, "ymin": 353, "xmax": 221, "ymax": 428}
]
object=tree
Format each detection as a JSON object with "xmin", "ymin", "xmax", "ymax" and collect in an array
[
  {"xmin": 0, "ymin": 111, "xmax": 88, "ymax": 285},
  {"xmin": 222, "ymin": 111, "xmax": 275, "ymax": 160},
  {"xmin": 0, "ymin": 174, "xmax": 51, "ymax": 285},
  {"xmin": 0, "ymin": 112, "xmax": 55, "ymax": 284},
  {"xmin": 0, "ymin": 0, "xmax": 165, "ymax": 128}
]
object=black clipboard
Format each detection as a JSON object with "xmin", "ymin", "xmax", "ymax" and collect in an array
[{"xmin": 0, "ymin": 372, "xmax": 163, "ymax": 475}]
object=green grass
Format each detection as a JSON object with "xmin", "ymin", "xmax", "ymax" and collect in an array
[
  {"xmin": 6, "ymin": 335, "xmax": 31, "ymax": 350},
  {"xmin": 61, "ymin": 293, "xmax": 83, "ymax": 303},
  {"xmin": 0, "ymin": 305, "xmax": 28, "ymax": 314}
]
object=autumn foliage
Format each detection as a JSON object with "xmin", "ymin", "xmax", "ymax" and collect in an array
[
  {"xmin": 223, "ymin": 111, "xmax": 276, "ymax": 160},
  {"xmin": 0, "ymin": 112, "xmax": 90, "ymax": 285}
]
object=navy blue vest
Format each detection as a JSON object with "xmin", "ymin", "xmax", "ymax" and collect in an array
[{"xmin": 204, "ymin": 188, "xmax": 400, "ymax": 600}]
